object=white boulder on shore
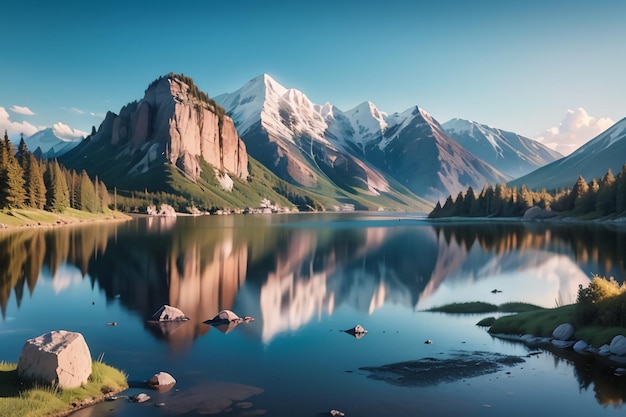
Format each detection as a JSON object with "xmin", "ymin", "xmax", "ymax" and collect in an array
[
  {"xmin": 552, "ymin": 323, "xmax": 575, "ymax": 341},
  {"xmin": 17, "ymin": 330, "xmax": 92, "ymax": 389},
  {"xmin": 610, "ymin": 335, "xmax": 626, "ymax": 356},
  {"xmin": 492, "ymin": 323, "xmax": 626, "ymax": 366}
]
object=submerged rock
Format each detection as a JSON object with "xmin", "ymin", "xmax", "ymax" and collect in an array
[
  {"xmin": 148, "ymin": 371, "xmax": 176, "ymax": 391},
  {"xmin": 360, "ymin": 351, "xmax": 525, "ymax": 387},
  {"xmin": 343, "ymin": 325, "xmax": 368, "ymax": 339},
  {"xmin": 151, "ymin": 305, "xmax": 189, "ymax": 322},
  {"xmin": 134, "ymin": 393, "xmax": 151, "ymax": 403}
]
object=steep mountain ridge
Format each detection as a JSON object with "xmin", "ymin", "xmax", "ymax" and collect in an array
[
  {"xmin": 216, "ymin": 74, "xmax": 509, "ymax": 203},
  {"xmin": 62, "ymin": 74, "xmax": 249, "ymax": 189},
  {"xmin": 442, "ymin": 118, "xmax": 563, "ymax": 178},
  {"xmin": 510, "ymin": 117, "xmax": 626, "ymax": 190}
]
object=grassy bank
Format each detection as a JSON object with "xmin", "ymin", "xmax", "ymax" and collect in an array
[
  {"xmin": 487, "ymin": 304, "xmax": 626, "ymax": 347},
  {"xmin": 0, "ymin": 361, "xmax": 128, "ymax": 417},
  {"xmin": 0, "ymin": 208, "xmax": 131, "ymax": 229}
]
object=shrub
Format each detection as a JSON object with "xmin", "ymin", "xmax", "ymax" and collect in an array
[{"xmin": 574, "ymin": 275, "xmax": 626, "ymax": 327}]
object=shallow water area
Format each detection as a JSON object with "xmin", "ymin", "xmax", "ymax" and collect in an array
[{"xmin": 1, "ymin": 213, "xmax": 626, "ymax": 416}]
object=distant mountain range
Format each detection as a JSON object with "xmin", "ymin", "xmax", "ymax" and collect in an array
[
  {"xmin": 48, "ymin": 72, "xmax": 624, "ymax": 211},
  {"xmin": 216, "ymin": 74, "xmax": 518, "ymax": 202},
  {"xmin": 510, "ymin": 117, "xmax": 626, "ymax": 190},
  {"xmin": 24, "ymin": 128, "xmax": 82, "ymax": 158},
  {"xmin": 442, "ymin": 118, "xmax": 563, "ymax": 178}
]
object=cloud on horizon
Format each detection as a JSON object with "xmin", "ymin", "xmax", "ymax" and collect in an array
[
  {"xmin": 52, "ymin": 122, "xmax": 88, "ymax": 141},
  {"xmin": 535, "ymin": 108, "xmax": 614, "ymax": 156},
  {"xmin": 0, "ymin": 106, "xmax": 40, "ymax": 138},
  {"xmin": 9, "ymin": 105, "xmax": 35, "ymax": 116}
]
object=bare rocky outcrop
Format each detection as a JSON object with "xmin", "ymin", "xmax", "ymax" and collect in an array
[
  {"xmin": 17, "ymin": 330, "xmax": 92, "ymax": 389},
  {"xmin": 91, "ymin": 74, "xmax": 248, "ymax": 183}
]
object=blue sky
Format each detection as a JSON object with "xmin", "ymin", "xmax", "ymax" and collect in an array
[{"xmin": 2, "ymin": 0, "xmax": 625, "ymax": 155}]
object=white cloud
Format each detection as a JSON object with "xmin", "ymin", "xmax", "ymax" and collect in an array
[
  {"xmin": 52, "ymin": 122, "xmax": 88, "ymax": 141},
  {"xmin": 70, "ymin": 107, "xmax": 85, "ymax": 114},
  {"xmin": 0, "ymin": 106, "xmax": 40, "ymax": 138},
  {"xmin": 535, "ymin": 108, "xmax": 615, "ymax": 156},
  {"xmin": 9, "ymin": 105, "xmax": 35, "ymax": 116}
]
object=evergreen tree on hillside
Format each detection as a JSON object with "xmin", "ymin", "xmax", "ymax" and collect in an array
[
  {"xmin": 79, "ymin": 169, "xmax": 96, "ymax": 212},
  {"xmin": 0, "ymin": 132, "xmax": 26, "ymax": 209},
  {"xmin": 98, "ymin": 180, "xmax": 110, "ymax": 211},
  {"xmin": 24, "ymin": 154, "xmax": 47, "ymax": 209},
  {"xmin": 596, "ymin": 168, "xmax": 616, "ymax": 215},
  {"xmin": 44, "ymin": 160, "xmax": 70, "ymax": 212},
  {"xmin": 616, "ymin": 165, "xmax": 626, "ymax": 214}
]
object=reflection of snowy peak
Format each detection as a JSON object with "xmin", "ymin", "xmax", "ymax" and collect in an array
[
  {"xmin": 442, "ymin": 118, "xmax": 563, "ymax": 178},
  {"xmin": 216, "ymin": 74, "xmax": 509, "ymax": 204}
]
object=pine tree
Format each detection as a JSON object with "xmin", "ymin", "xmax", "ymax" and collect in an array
[
  {"xmin": 25, "ymin": 154, "xmax": 47, "ymax": 209},
  {"xmin": 0, "ymin": 133, "xmax": 26, "ymax": 209},
  {"xmin": 98, "ymin": 180, "xmax": 110, "ymax": 212},
  {"xmin": 79, "ymin": 170, "xmax": 96, "ymax": 212},
  {"xmin": 45, "ymin": 160, "xmax": 70, "ymax": 212}
]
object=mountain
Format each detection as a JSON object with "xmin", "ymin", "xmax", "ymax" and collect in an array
[
  {"xmin": 509, "ymin": 117, "xmax": 626, "ymax": 190},
  {"xmin": 215, "ymin": 74, "xmax": 433, "ymax": 211},
  {"xmin": 361, "ymin": 107, "xmax": 510, "ymax": 202},
  {"xmin": 442, "ymin": 118, "xmax": 563, "ymax": 178},
  {"xmin": 25, "ymin": 128, "xmax": 82, "ymax": 158},
  {"xmin": 58, "ymin": 73, "xmax": 308, "ymax": 210},
  {"xmin": 216, "ymin": 74, "xmax": 508, "ymax": 204}
]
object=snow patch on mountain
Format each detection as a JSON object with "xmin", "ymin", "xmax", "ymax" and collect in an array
[{"xmin": 25, "ymin": 127, "xmax": 83, "ymax": 157}]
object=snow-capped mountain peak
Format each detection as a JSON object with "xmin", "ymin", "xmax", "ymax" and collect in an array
[
  {"xmin": 345, "ymin": 101, "xmax": 388, "ymax": 145},
  {"xmin": 442, "ymin": 118, "xmax": 562, "ymax": 178},
  {"xmin": 25, "ymin": 127, "xmax": 83, "ymax": 157}
]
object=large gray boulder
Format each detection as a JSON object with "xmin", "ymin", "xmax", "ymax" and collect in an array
[
  {"xmin": 552, "ymin": 323, "xmax": 575, "ymax": 341},
  {"xmin": 609, "ymin": 335, "xmax": 626, "ymax": 356},
  {"xmin": 17, "ymin": 330, "xmax": 92, "ymax": 389}
]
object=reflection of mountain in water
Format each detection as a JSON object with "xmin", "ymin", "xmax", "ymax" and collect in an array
[{"xmin": 1, "ymin": 216, "xmax": 626, "ymax": 348}]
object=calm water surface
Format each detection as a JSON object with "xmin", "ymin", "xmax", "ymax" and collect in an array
[{"xmin": 1, "ymin": 213, "xmax": 626, "ymax": 416}]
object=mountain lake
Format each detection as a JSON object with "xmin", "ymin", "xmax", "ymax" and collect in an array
[{"xmin": 1, "ymin": 212, "xmax": 626, "ymax": 417}]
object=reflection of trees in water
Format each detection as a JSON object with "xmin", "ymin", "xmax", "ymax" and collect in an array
[
  {"xmin": 433, "ymin": 222, "xmax": 626, "ymax": 279},
  {"xmin": 549, "ymin": 347, "xmax": 626, "ymax": 408},
  {"xmin": 2, "ymin": 217, "xmax": 626, "ymax": 348},
  {"xmin": 0, "ymin": 225, "xmax": 112, "ymax": 317}
]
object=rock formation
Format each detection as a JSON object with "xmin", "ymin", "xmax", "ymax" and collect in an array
[
  {"xmin": 17, "ymin": 330, "xmax": 92, "ymax": 389},
  {"xmin": 90, "ymin": 73, "xmax": 248, "ymax": 183}
]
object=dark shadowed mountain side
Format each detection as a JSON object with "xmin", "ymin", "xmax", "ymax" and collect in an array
[
  {"xmin": 362, "ymin": 107, "xmax": 510, "ymax": 203},
  {"xmin": 509, "ymin": 117, "xmax": 626, "ymax": 190},
  {"xmin": 442, "ymin": 118, "xmax": 563, "ymax": 179},
  {"xmin": 216, "ymin": 74, "xmax": 508, "ymax": 206}
]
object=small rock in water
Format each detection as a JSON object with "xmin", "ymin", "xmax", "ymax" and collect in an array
[
  {"xmin": 155, "ymin": 402, "xmax": 166, "ymax": 407},
  {"xmin": 330, "ymin": 409, "xmax": 345, "ymax": 416},
  {"xmin": 424, "ymin": 339, "xmax": 433, "ymax": 344},
  {"xmin": 133, "ymin": 393, "xmax": 151, "ymax": 403}
]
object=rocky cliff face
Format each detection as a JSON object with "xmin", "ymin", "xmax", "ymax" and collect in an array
[{"xmin": 91, "ymin": 74, "xmax": 248, "ymax": 182}]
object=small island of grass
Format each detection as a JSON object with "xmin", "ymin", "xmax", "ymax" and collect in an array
[
  {"xmin": 427, "ymin": 276, "xmax": 626, "ymax": 350},
  {"xmin": 427, "ymin": 301, "xmax": 543, "ymax": 314},
  {"xmin": 0, "ymin": 361, "xmax": 128, "ymax": 417}
]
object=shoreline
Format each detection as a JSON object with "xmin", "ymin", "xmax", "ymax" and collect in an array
[{"xmin": 0, "ymin": 209, "xmax": 132, "ymax": 233}]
